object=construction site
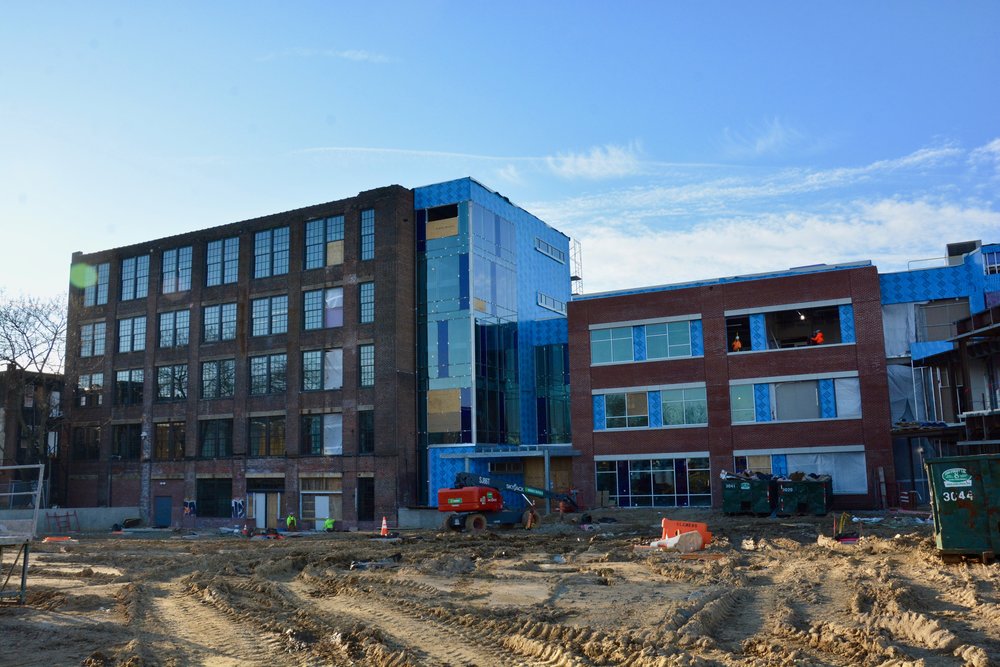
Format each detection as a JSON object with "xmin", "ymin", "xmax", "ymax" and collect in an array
[{"xmin": 1, "ymin": 505, "xmax": 997, "ymax": 667}]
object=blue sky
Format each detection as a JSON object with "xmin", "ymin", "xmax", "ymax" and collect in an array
[{"xmin": 2, "ymin": 2, "xmax": 998, "ymax": 299}]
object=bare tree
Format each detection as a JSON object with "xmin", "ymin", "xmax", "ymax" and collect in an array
[{"xmin": 0, "ymin": 291, "xmax": 67, "ymax": 466}]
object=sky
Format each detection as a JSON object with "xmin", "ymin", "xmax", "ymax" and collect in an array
[{"xmin": 1, "ymin": 2, "xmax": 998, "ymax": 300}]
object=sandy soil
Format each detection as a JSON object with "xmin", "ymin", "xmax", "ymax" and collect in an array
[{"xmin": 1, "ymin": 508, "xmax": 996, "ymax": 667}]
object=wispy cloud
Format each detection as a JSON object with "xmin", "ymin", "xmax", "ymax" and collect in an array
[
  {"xmin": 545, "ymin": 142, "xmax": 642, "ymax": 180},
  {"xmin": 969, "ymin": 137, "xmax": 1000, "ymax": 178},
  {"xmin": 722, "ymin": 117, "xmax": 807, "ymax": 158},
  {"xmin": 257, "ymin": 48, "xmax": 391, "ymax": 63}
]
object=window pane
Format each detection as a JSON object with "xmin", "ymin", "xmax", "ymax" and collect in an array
[
  {"xmin": 774, "ymin": 381, "xmax": 819, "ymax": 420},
  {"xmin": 731, "ymin": 385, "xmax": 755, "ymax": 423}
]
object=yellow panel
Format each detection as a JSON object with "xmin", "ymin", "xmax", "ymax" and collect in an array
[
  {"xmin": 427, "ymin": 388, "xmax": 460, "ymax": 414},
  {"xmin": 524, "ymin": 459, "xmax": 544, "ymax": 488},
  {"xmin": 426, "ymin": 217, "xmax": 458, "ymax": 240},
  {"xmin": 326, "ymin": 240, "xmax": 344, "ymax": 266},
  {"xmin": 626, "ymin": 392, "xmax": 647, "ymax": 415},
  {"xmin": 473, "ymin": 297, "xmax": 488, "ymax": 312}
]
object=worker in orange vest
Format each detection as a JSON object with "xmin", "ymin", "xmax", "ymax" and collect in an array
[
  {"xmin": 731, "ymin": 333, "xmax": 743, "ymax": 352},
  {"xmin": 808, "ymin": 329, "xmax": 824, "ymax": 345}
]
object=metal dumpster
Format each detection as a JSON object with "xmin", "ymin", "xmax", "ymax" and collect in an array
[
  {"xmin": 722, "ymin": 477, "xmax": 776, "ymax": 516},
  {"xmin": 925, "ymin": 454, "xmax": 1000, "ymax": 563},
  {"xmin": 776, "ymin": 477, "xmax": 832, "ymax": 516}
]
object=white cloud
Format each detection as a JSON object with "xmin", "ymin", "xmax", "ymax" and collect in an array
[
  {"xmin": 969, "ymin": 137, "xmax": 1000, "ymax": 177},
  {"xmin": 571, "ymin": 198, "xmax": 1000, "ymax": 295},
  {"xmin": 496, "ymin": 163, "xmax": 522, "ymax": 184},
  {"xmin": 545, "ymin": 142, "xmax": 642, "ymax": 180},
  {"xmin": 722, "ymin": 117, "xmax": 806, "ymax": 158},
  {"xmin": 257, "ymin": 48, "xmax": 391, "ymax": 63}
]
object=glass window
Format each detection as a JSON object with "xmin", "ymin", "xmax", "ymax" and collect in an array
[
  {"xmin": 590, "ymin": 327, "xmax": 632, "ymax": 364},
  {"xmin": 72, "ymin": 426, "xmax": 101, "ymax": 460},
  {"xmin": 302, "ymin": 349, "xmax": 343, "ymax": 391},
  {"xmin": 534, "ymin": 237, "xmax": 566, "ymax": 263},
  {"xmin": 359, "ymin": 282, "xmax": 374, "ymax": 323},
  {"xmin": 248, "ymin": 416, "xmax": 285, "ymax": 456},
  {"xmin": 77, "ymin": 373, "xmax": 104, "ymax": 407},
  {"xmin": 206, "ymin": 237, "xmax": 239, "ymax": 286},
  {"xmin": 201, "ymin": 359, "xmax": 235, "ymax": 399},
  {"xmin": 113, "ymin": 424, "xmax": 143, "ymax": 459},
  {"xmin": 253, "ymin": 227, "xmax": 290, "ymax": 278},
  {"xmin": 156, "ymin": 364, "xmax": 188, "ymax": 402},
  {"xmin": 605, "ymin": 391, "xmax": 648, "ymax": 428},
  {"xmin": 358, "ymin": 409, "xmax": 374, "ymax": 454},
  {"xmin": 203, "ymin": 303, "xmax": 237, "ymax": 342},
  {"xmin": 647, "ymin": 321, "xmax": 692, "ymax": 359},
  {"xmin": 302, "ymin": 414, "xmax": 343, "ymax": 456},
  {"xmin": 305, "ymin": 216, "xmax": 345, "ymax": 269},
  {"xmin": 196, "ymin": 478, "xmax": 232, "ymax": 517},
  {"xmin": 986, "ymin": 251, "xmax": 1000, "ymax": 276},
  {"xmin": 154, "ymin": 421, "xmax": 186, "ymax": 460},
  {"xmin": 162, "ymin": 246, "xmax": 193, "ymax": 293},
  {"xmin": 662, "ymin": 387, "xmax": 708, "ymax": 426},
  {"xmin": 115, "ymin": 369, "xmax": 144, "ymax": 406},
  {"xmin": 303, "ymin": 288, "xmax": 343, "ymax": 330},
  {"xmin": 117, "ymin": 316, "xmax": 146, "ymax": 353},
  {"xmin": 251, "ymin": 295, "xmax": 288, "ymax": 336},
  {"xmin": 80, "ymin": 322, "xmax": 106, "ymax": 357},
  {"xmin": 199, "ymin": 420, "xmax": 233, "ymax": 458},
  {"xmin": 120, "ymin": 255, "xmax": 149, "ymax": 301},
  {"xmin": 359, "ymin": 344, "xmax": 374, "ymax": 387},
  {"xmin": 83, "ymin": 262, "xmax": 110, "ymax": 306},
  {"xmin": 249, "ymin": 353, "xmax": 287, "ymax": 395},
  {"xmin": 158, "ymin": 310, "xmax": 190, "ymax": 348},
  {"xmin": 360, "ymin": 208, "xmax": 374, "ymax": 260},
  {"xmin": 537, "ymin": 292, "xmax": 566, "ymax": 315},
  {"xmin": 730, "ymin": 385, "xmax": 756, "ymax": 423}
]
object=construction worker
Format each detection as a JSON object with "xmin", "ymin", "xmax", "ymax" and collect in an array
[
  {"xmin": 324, "ymin": 516, "xmax": 335, "ymax": 532},
  {"xmin": 731, "ymin": 333, "xmax": 742, "ymax": 352},
  {"xmin": 808, "ymin": 329, "xmax": 824, "ymax": 345},
  {"xmin": 286, "ymin": 512, "xmax": 297, "ymax": 531}
]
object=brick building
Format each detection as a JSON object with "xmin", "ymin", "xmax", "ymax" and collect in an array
[
  {"xmin": 62, "ymin": 178, "xmax": 575, "ymax": 528},
  {"xmin": 568, "ymin": 262, "xmax": 894, "ymax": 510},
  {"xmin": 63, "ymin": 185, "xmax": 416, "ymax": 529}
]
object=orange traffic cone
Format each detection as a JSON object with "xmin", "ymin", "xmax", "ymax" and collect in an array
[{"xmin": 380, "ymin": 516, "xmax": 389, "ymax": 537}]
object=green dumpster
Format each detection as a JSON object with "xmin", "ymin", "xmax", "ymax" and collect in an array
[
  {"xmin": 925, "ymin": 454, "xmax": 1000, "ymax": 563},
  {"xmin": 722, "ymin": 477, "xmax": 776, "ymax": 515},
  {"xmin": 776, "ymin": 476, "xmax": 832, "ymax": 516}
]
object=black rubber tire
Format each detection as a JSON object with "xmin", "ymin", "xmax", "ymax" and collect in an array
[
  {"xmin": 443, "ymin": 513, "xmax": 460, "ymax": 531},
  {"xmin": 466, "ymin": 513, "xmax": 488, "ymax": 533}
]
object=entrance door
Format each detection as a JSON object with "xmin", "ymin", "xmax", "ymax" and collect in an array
[
  {"xmin": 314, "ymin": 495, "xmax": 329, "ymax": 531},
  {"xmin": 249, "ymin": 492, "xmax": 281, "ymax": 529},
  {"xmin": 154, "ymin": 495, "xmax": 172, "ymax": 528}
]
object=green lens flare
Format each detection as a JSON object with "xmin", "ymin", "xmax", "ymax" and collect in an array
[{"xmin": 70, "ymin": 263, "xmax": 98, "ymax": 289}]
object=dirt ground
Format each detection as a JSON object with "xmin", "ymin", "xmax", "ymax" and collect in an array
[{"xmin": 0, "ymin": 508, "xmax": 996, "ymax": 667}]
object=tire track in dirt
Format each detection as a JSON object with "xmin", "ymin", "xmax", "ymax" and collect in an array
[{"xmin": 143, "ymin": 581, "xmax": 286, "ymax": 666}]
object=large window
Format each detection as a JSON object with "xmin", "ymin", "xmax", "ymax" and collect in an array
[
  {"xmin": 113, "ymin": 424, "xmax": 143, "ymax": 460},
  {"xmin": 302, "ymin": 349, "xmax": 343, "ymax": 390},
  {"xmin": 156, "ymin": 364, "xmax": 188, "ymax": 402},
  {"xmin": 117, "ymin": 316, "xmax": 146, "ymax": 353},
  {"xmin": 732, "ymin": 450, "xmax": 868, "ymax": 495},
  {"xmin": 358, "ymin": 409, "xmax": 374, "ymax": 454},
  {"xmin": 534, "ymin": 237, "xmax": 566, "ymax": 263},
  {"xmin": 773, "ymin": 380, "xmax": 820, "ymax": 421},
  {"xmin": 199, "ymin": 420, "xmax": 233, "ymax": 458},
  {"xmin": 83, "ymin": 263, "xmax": 109, "ymax": 306},
  {"xmin": 249, "ymin": 353, "xmax": 287, "ymax": 395},
  {"xmin": 537, "ymin": 292, "xmax": 566, "ymax": 315},
  {"xmin": 196, "ymin": 478, "xmax": 233, "ymax": 518},
  {"xmin": 251, "ymin": 295, "xmax": 288, "ymax": 336},
  {"xmin": 248, "ymin": 416, "xmax": 285, "ymax": 456},
  {"xmin": 359, "ymin": 344, "xmax": 374, "ymax": 387},
  {"xmin": 359, "ymin": 282, "xmax": 374, "ymax": 323},
  {"xmin": 917, "ymin": 299, "xmax": 970, "ymax": 343},
  {"xmin": 662, "ymin": 387, "xmax": 708, "ymax": 426},
  {"xmin": 80, "ymin": 322, "xmax": 106, "ymax": 357},
  {"xmin": 985, "ymin": 251, "xmax": 1000, "ymax": 276},
  {"xmin": 77, "ymin": 373, "xmax": 104, "ymax": 407},
  {"xmin": 302, "ymin": 414, "xmax": 343, "ymax": 455},
  {"xmin": 605, "ymin": 392, "xmax": 648, "ymax": 428},
  {"xmin": 154, "ymin": 421, "xmax": 186, "ymax": 460},
  {"xmin": 596, "ymin": 456, "xmax": 711, "ymax": 508},
  {"xmin": 115, "ymin": 369, "xmax": 144, "ymax": 406},
  {"xmin": 727, "ymin": 305, "xmax": 844, "ymax": 352},
  {"xmin": 303, "ymin": 288, "xmax": 343, "ymax": 329},
  {"xmin": 646, "ymin": 322, "xmax": 691, "ymax": 359},
  {"xmin": 158, "ymin": 310, "xmax": 190, "ymax": 348},
  {"xmin": 162, "ymin": 247, "xmax": 193, "ymax": 293},
  {"xmin": 591, "ymin": 327, "xmax": 632, "ymax": 364},
  {"xmin": 71, "ymin": 426, "xmax": 101, "ymax": 460},
  {"xmin": 203, "ymin": 303, "xmax": 237, "ymax": 342},
  {"xmin": 206, "ymin": 237, "xmax": 239, "ymax": 286},
  {"xmin": 201, "ymin": 359, "xmax": 236, "ymax": 399},
  {"xmin": 120, "ymin": 255, "xmax": 149, "ymax": 301},
  {"xmin": 253, "ymin": 227, "xmax": 289, "ymax": 278},
  {"xmin": 730, "ymin": 385, "xmax": 755, "ymax": 423},
  {"xmin": 360, "ymin": 208, "xmax": 375, "ymax": 260},
  {"xmin": 305, "ymin": 216, "xmax": 345, "ymax": 269}
]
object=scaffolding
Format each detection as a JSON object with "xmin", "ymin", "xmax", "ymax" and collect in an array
[
  {"xmin": 570, "ymin": 238, "xmax": 584, "ymax": 296},
  {"xmin": 0, "ymin": 464, "xmax": 44, "ymax": 605}
]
